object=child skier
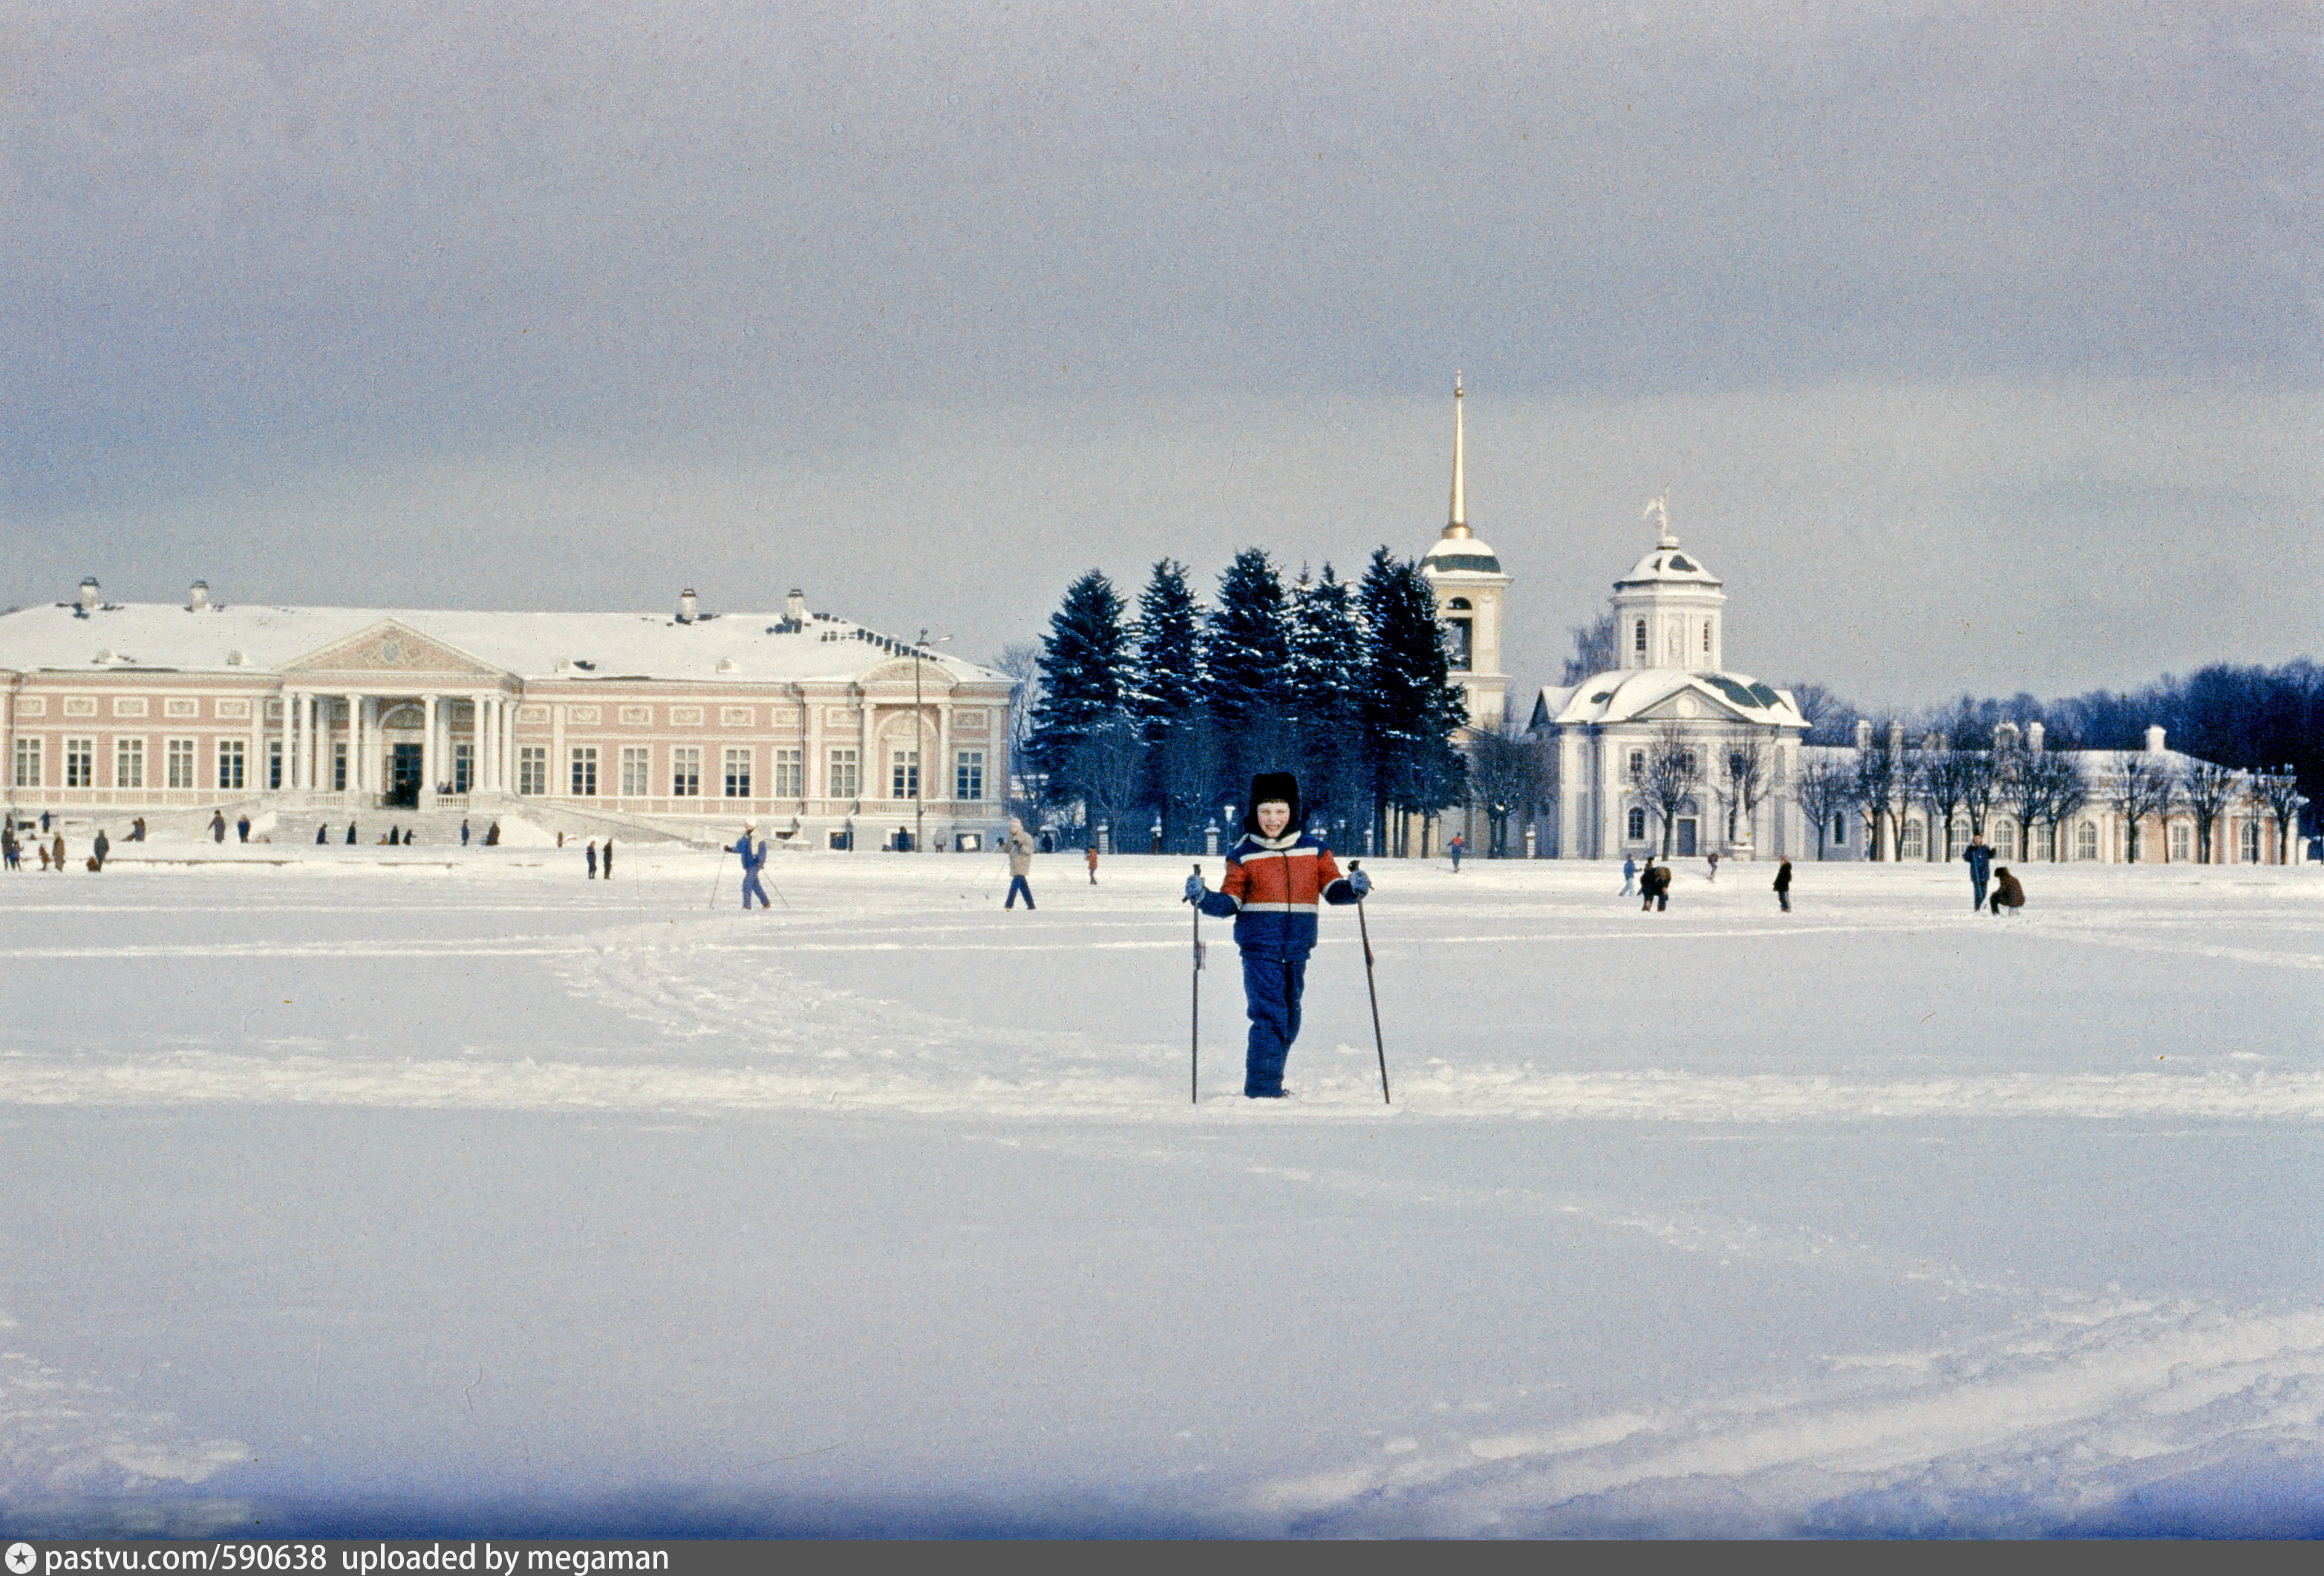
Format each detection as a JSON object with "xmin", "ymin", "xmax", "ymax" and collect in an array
[{"xmin": 1184, "ymin": 771, "xmax": 1370, "ymax": 1099}]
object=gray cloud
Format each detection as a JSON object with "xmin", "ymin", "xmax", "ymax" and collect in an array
[{"xmin": 1, "ymin": 0, "xmax": 2315, "ymax": 704}]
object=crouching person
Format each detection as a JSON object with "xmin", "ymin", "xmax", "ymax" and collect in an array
[
  {"xmin": 1989, "ymin": 866, "xmax": 2026, "ymax": 916},
  {"xmin": 1185, "ymin": 771, "xmax": 1369, "ymax": 1099}
]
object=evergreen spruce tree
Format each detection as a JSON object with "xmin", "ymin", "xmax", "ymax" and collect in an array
[
  {"xmin": 1028, "ymin": 570, "xmax": 1130, "ymax": 827},
  {"xmin": 1128, "ymin": 559, "xmax": 1210, "ymax": 851},
  {"xmin": 1287, "ymin": 563, "xmax": 1366, "ymax": 843},
  {"xmin": 1359, "ymin": 546, "xmax": 1469, "ymax": 851},
  {"xmin": 1201, "ymin": 548, "xmax": 1292, "ymax": 817}
]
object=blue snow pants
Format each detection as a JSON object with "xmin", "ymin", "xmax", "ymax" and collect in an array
[
  {"xmin": 1005, "ymin": 874, "xmax": 1035, "ymax": 909},
  {"xmin": 1240, "ymin": 950, "xmax": 1309, "ymax": 1097},
  {"xmin": 1971, "ymin": 874, "xmax": 1988, "ymax": 911},
  {"xmin": 742, "ymin": 870, "xmax": 770, "ymax": 909}
]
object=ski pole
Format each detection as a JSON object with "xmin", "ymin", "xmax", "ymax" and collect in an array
[
  {"xmin": 1350, "ymin": 859, "xmax": 1390, "ymax": 1105},
  {"xmin": 1189, "ymin": 862, "xmax": 1204, "ymax": 1105},
  {"xmin": 707, "ymin": 847, "xmax": 731, "ymax": 910}
]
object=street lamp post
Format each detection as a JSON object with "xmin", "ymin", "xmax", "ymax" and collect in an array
[{"xmin": 914, "ymin": 628, "xmax": 951, "ymax": 852}]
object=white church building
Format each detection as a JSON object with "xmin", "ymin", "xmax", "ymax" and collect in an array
[{"xmin": 1527, "ymin": 497, "xmax": 1812, "ymax": 860}]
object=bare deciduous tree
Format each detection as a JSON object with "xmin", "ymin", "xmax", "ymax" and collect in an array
[
  {"xmin": 1714, "ymin": 728, "xmax": 1775, "ymax": 851},
  {"xmin": 1850, "ymin": 727, "xmax": 1904, "ymax": 860},
  {"xmin": 1794, "ymin": 757, "xmax": 1853, "ymax": 860},
  {"xmin": 1467, "ymin": 726, "xmax": 1552, "ymax": 856},
  {"xmin": 1635, "ymin": 722, "xmax": 1704, "ymax": 858},
  {"xmin": 2104, "ymin": 751, "xmax": 2176, "ymax": 863},
  {"xmin": 2255, "ymin": 771, "xmax": 2308, "ymax": 864},
  {"xmin": 2176, "ymin": 758, "xmax": 2239, "ymax": 863}
]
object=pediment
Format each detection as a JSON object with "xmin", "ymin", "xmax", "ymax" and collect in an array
[
  {"xmin": 1635, "ymin": 685, "xmax": 1749, "ymax": 725},
  {"xmin": 861, "ymin": 657, "xmax": 937, "ymax": 684},
  {"xmin": 283, "ymin": 619, "xmax": 504, "ymax": 679}
]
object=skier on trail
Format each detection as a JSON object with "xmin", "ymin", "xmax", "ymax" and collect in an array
[
  {"xmin": 1003, "ymin": 818, "xmax": 1037, "ymax": 910},
  {"xmin": 1184, "ymin": 771, "xmax": 1369, "ymax": 1100},
  {"xmin": 732, "ymin": 826, "xmax": 771, "ymax": 910},
  {"xmin": 1773, "ymin": 857, "xmax": 1792, "ymax": 912},
  {"xmin": 1963, "ymin": 834, "xmax": 1994, "ymax": 911}
]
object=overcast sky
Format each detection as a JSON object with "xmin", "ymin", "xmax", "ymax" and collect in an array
[{"xmin": 1, "ymin": 0, "xmax": 2315, "ymax": 710}]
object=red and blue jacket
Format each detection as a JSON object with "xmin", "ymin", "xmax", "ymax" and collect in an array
[{"xmin": 1197, "ymin": 831, "xmax": 1360, "ymax": 957}]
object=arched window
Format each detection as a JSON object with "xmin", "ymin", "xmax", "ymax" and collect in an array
[
  {"xmin": 2076, "ymin": 820, "xmax": 2099, "ymax": 860},
  {"xmin": 1633, "ymin": 619, "xmax": 1648, "ymax": 657},
  {"xmin": 1448, "ymin": 596, "xmax": 1472, "ymax": 610},
  {"xmin": 1627, "ymin": 807, "xmax": 1646, "ymax": 840},
  {"xmin": 2241, "ymin": 820, "xmax": 2262, "ymax": 863}
]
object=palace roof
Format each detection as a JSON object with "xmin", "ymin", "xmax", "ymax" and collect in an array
[
  {"xmin": 1533, "ymin": 669, "xmax": 1808, "ymax": 730},
  {"xmin": 0, "ymin": 599, "xmax": 1010, "ymax": 686}
]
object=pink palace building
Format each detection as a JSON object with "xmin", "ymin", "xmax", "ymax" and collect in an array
[{"xmin": 1, "ymin": 577, "xmax": 1016, "ymax": 851}]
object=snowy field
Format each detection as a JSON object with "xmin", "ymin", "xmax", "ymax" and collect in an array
[{"xmin": 1, "ymin": 834, "xmax": 2320, "ymax": 1538}]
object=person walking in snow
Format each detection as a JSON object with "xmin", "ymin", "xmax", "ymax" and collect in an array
[
  {"xmin": 460, "ymin": 820, "xmax": 471, "ymax": 846},
  {"xmin": 586, "ymin": 840, "xmax": 598, "ymax": 879},
  {"xmin": 1963, "ymin": 834, "xmax": 1994, "ymax": 912},
  {"xmin": 1641, "ymin": 859, "xmax": 1671, "ymax": 912},
  {"xmin": 1449, "ymin": 832, "xmax": 1465, "ymax": 872},
  {"xmin": 1706, "ymin": 849, "xmax": 1720, "ymax": 880},
  {"xmin": 1774, "ymin": 857, "xmax": 1792, "ymax": 912},
  {"xmin": 1621, "ymin": 855, "xmax": 1637, "ymax": 896},
  {"xmin": 91, "ymin": 828, "xmax": 109, "ymax": 871},
  {"xmin": 602, "ymin": 839, "xmax": 614, "ymax": 880},
  {"xmin": 36, "ymin": 837, "xmax": 51, "ymax": 871},
  {"xmin": 732, "ymin": 826, "xmax": 770, "ymax": 910},
  {"xmin": 1, "ymin": 825, "xmax": 16, "ymax": 871},
  {"xmin": 50, "ymin": 831, "xmax": 65, "ymax": 872},
  {"xmin": 485, "ymin": 821, "xmax": 500, "ymax": 846},
  {"xmin": 236, "ymin": 814, "xmax": 250, "ymax": 843},
  {"xmin": 1004, "ymin": 818, "xmax": 1037, "ymax": 911},
  {"xmin": 1086, "ymin": 843, "xmax": 1100, "ymax": 885},
  {"xmin": 1988, "ymin": 866, "xmax": 2025, "ymax": 916},
  {"xmin": 210, "ymin": 810, "xmax": 226, "ymax": 843},
  {"xmin": 316, "ymin": 823, "xmax": 329, "ymax": 845},
  {"xmin": 1185, "ymin": 771, "xmax": 1369, "ymax": 1099},
  {"xmin": 345, "ymin": 821, "xmax": 358, "ymax": 845}
]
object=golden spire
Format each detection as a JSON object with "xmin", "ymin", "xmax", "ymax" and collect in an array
[{"xmin": 1444, "ymin": 371, "xmax": 1471, "ymax": 539}]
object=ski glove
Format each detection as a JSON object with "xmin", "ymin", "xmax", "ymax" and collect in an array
[
  {"xmin": 1348, "ymin": 869, "xmax": 1371, "ymax": 897},
  {"xmin": 1183, "ymin": 874, "xmax": 1205, "ymax": 903}
]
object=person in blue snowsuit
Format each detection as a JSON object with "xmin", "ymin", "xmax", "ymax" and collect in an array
[
  {"xmin": 1963, "ymin": 834, "xmax": 1994, "ymax": 911},
  {"xmin": 732, "ymin": 827, "xmax": 771, "ymax": 910},
  {"xmin": 1185, "ymin": 771, "xmax": 1370, "ymax": 1099},
  {"xmin": 1622, "ymin": 855, "xmax": 1638, "ymax": 895}
]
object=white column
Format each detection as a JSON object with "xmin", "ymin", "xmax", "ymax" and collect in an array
[
  {"xmin": 420, "ymin": 693, "xmax": 439, "ymax": 808},
  {"xmin": 356, "ymin": 695, "xmax": 372, "ymax": 794},
  {"xmin": 550, "ymin": 704, "xmax": 567, "ymax": 798}
]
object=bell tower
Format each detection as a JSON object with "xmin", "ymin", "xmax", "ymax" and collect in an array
[
  {"xmin": 1609, "ymin": 491, "xmax": 1726, "ymax": 673},
  {"xmin": 1420, "ymin": 373, "xmax": 1514, "ymax": 731}
]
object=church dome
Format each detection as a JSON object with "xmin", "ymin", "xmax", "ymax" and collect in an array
[
  {"xmin": 1423, "ymin": 532, "xmax": 1504, "ymax": 575},
  {"xmin": 1614, "ymin": 545, "xmax": 1720, "ymax": 587}
]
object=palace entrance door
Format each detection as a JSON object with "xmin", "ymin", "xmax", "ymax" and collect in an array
[{"xmin": 388, "ymin": 743, "xmax": 423, "ymax": 808}]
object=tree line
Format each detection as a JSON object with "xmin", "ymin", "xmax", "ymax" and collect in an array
[{"xmin": 1016, "ymin": 548, "xmax": 1473, "ymax": 853}]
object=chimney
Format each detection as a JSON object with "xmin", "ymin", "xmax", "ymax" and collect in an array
[
  {"xmin": 2028, "ymin": 721, "xmax": 2046, "ymax": 752},
  {"xmin": 2146, "ymin": 725, "xmax": 2167, "ymax": 753},
  {"xmin": 677, "ymin": 589, "xmax": 699, "ymax": 624},
  {"xmin": 1887, "ymin": 720, "xmax": 1905, "ymax": 756},
  {"xmin": 188, "ymin": 579, "xmax": 210, "ymax": 612},
  {"xmin": 78, "ymin": 577, "xmax": 100, "ymax": 613},
  {"xmin": 786, "ymin": 588, "xmax": 806, "ymax": 625},
  {"xmin": 1994, "ymin": 721, "xmax": 2019, "ymax": 750},
  {"xmin": 1854, "ymin": 718, "xmax": 1873, "ymax": 753}
]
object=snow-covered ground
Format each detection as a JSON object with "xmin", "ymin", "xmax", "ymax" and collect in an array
[{"xmin": 2, "ymin": 834, "xmax": 2320, "ymax": 1537}]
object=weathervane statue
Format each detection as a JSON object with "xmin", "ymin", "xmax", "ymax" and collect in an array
[{"xmin": 1644, "ymin": 485, "xmax": 1676, "ymax": 549}]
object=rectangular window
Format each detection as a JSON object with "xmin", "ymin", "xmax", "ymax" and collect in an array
[
  {"xmin": 333, "ymin": 742, "xmax": 348, "ymax": 792},
  {"xmin": 2170, "ymin": 823, "xmax": 2191, "ymax": 861},
  {"xmin": 115, "ymin": 736, "xmax": 146, "ymax": 789},
  {"xmin": 518, "ymin": 746, "xmax": 547, "ymax": 796},
  {"xmin": 620, "ymin": 746, "xmax": 650, "ymax": 797},
  {"xmin": 1445, "ymin": 617, "xmax": 1473, "ymax": 672},
  {"xmin": 723, "ymin": 746, "xmax": 753, "ymax": 799},
  {"xmin": 671, "ymin": 746, "xmax": 702, "ymax": 797},
  {"xmin": 216, "ymin": 739, "xmax": 246, "ymax": 790},
  {"xmin": 65, "ymin": 737, "xmax": 95, "ymax": 788},
  {"xmin": 954, "ymin": 750, "xmax": 985, "ymax": 802},
  {"xmin": 772, "ymin": 747, "xmax": 803, "ymax": 798},
  {"xmin": 267, "ymin": 739, "xmax": 283, "ymax": 790},
  {"xmin": 1633, "ymin": 619, "xmax": 1647, "ymax": 657},
  {"xmin": 828, "ymin": 748, "xmax": 859, "ymax": 800},
  {"xmin": 1628, "ymin": 750, "xmax": 1645, "ymax": 779},
  {"xmin": 569, "ymin": 746, "xmax": 598, "ymax": 797},
  {"xmin": 13, "ymin": 736, "xmax": 41, "ymax": 788},
  {"xmin": 454, "ymin": 744, "xmax": 474, "ymax": 794},
  {"xmin": 1832, "ymin": 814, "xmax": 1847, "ymax": 846},
  {"xmin": 890, "ymin": 749, "xmax": 919, "ymax": 799}
]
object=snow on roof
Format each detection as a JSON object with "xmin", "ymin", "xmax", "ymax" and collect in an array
[
  {"xmin": 1614, "ymin": 546, "xmax": 1721, "ymax": 587},
  {"xmin": 0, "ymin": 601, "xmax": 1011, "ymax": 686},
  {"xmin": 1420, "ymin": 535, "xmax": 1506, "ymax": 576},
  {"xmin": 1538, "ymin": 669, "xmax": 1807, "ymax": 729}
]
